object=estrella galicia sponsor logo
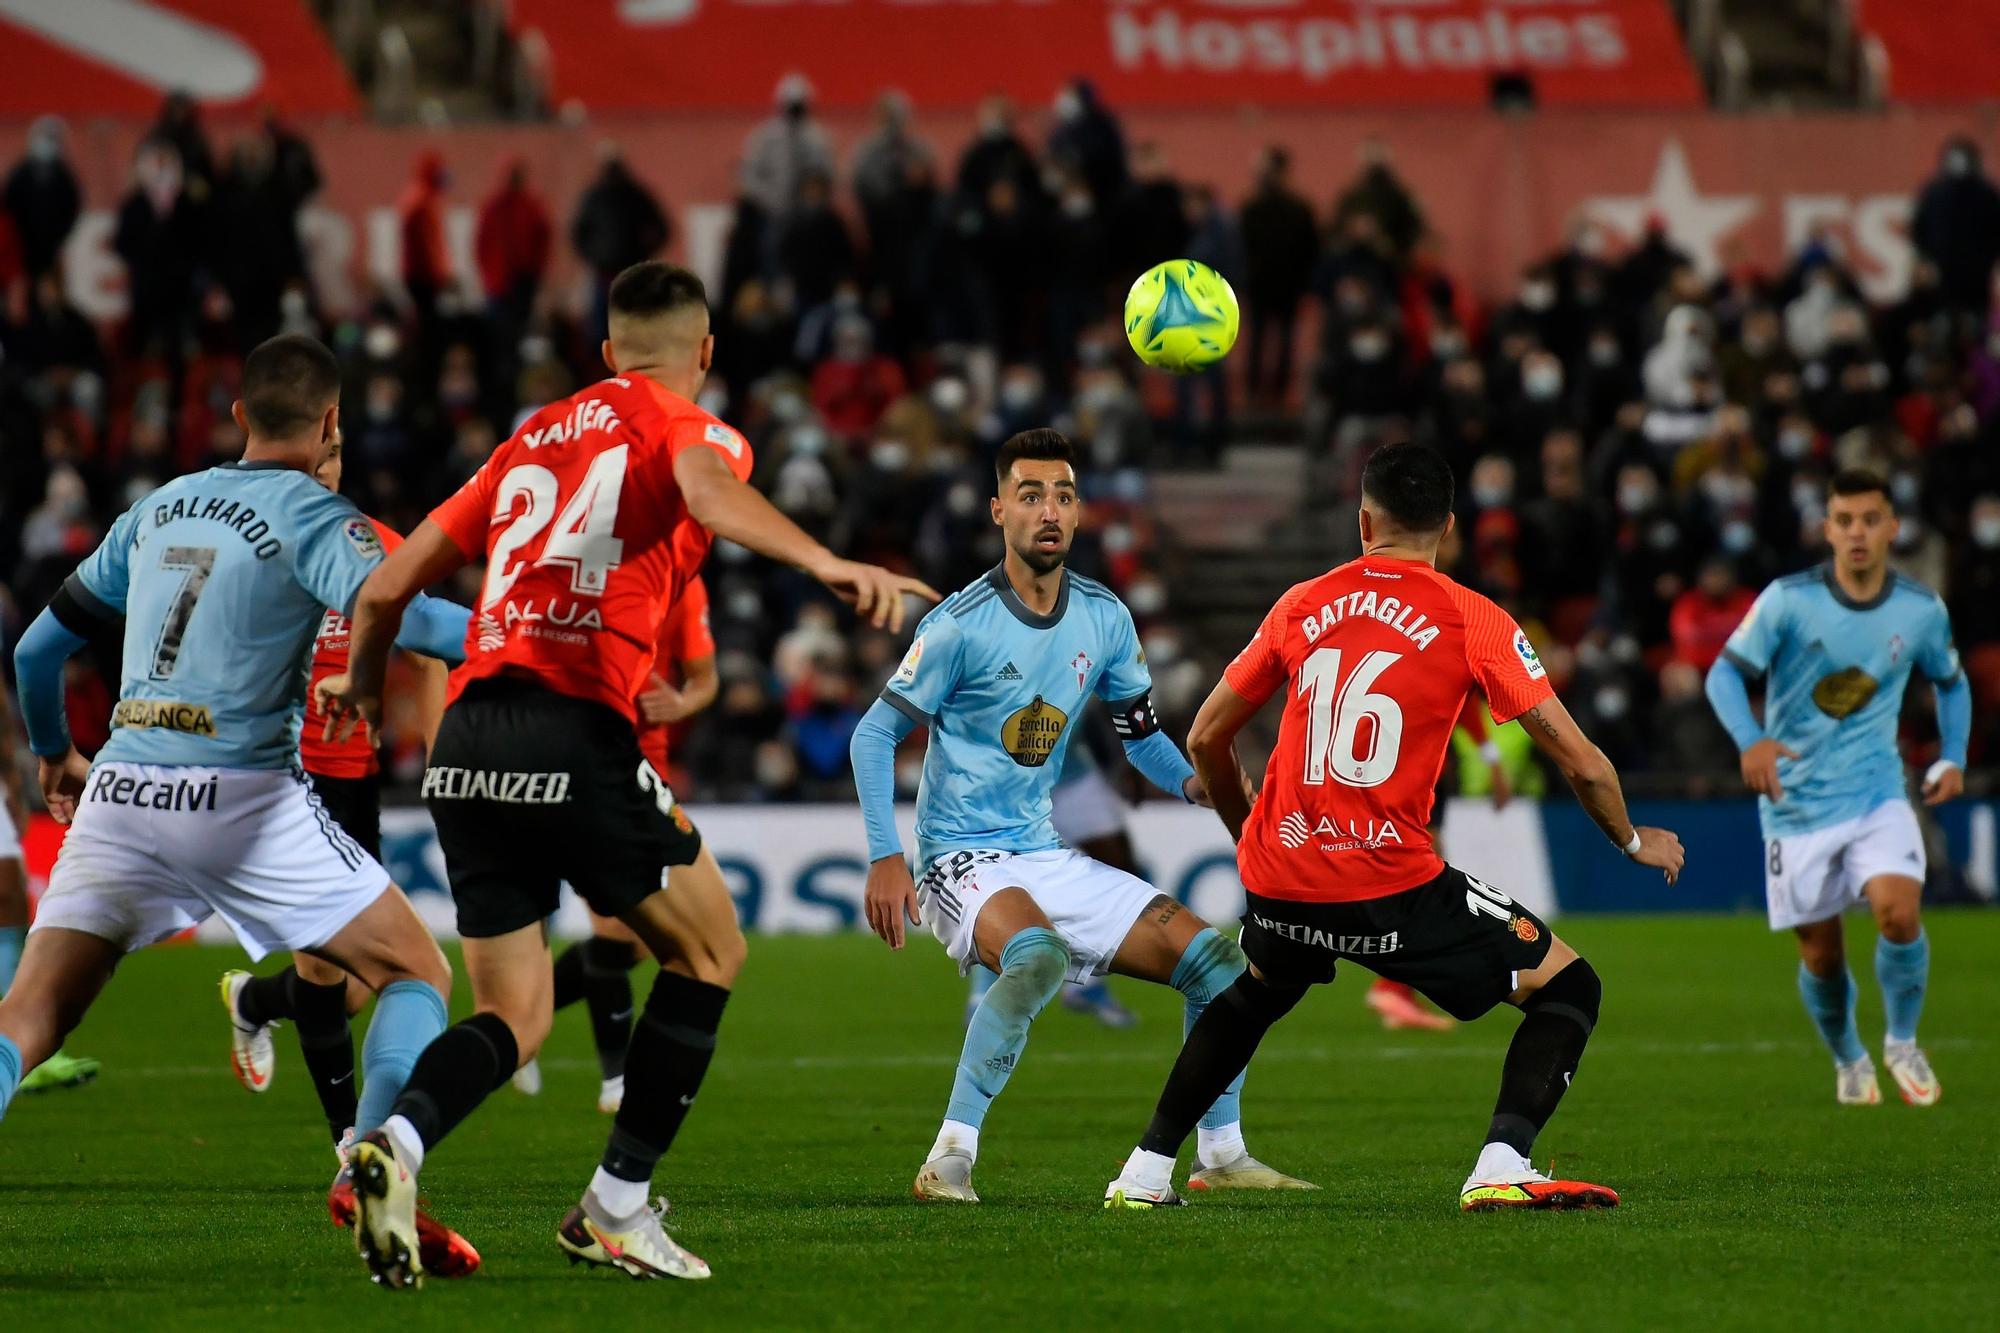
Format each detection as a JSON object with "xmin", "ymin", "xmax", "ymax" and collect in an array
[
  {"xmin": 420, "ymin": 766, "xmax": 573, "ymax": 804},
  {"xmin": 88, "ymin": 767, "xmax": 218, "ymax": 811},
  {"xmin": 1249, "ymin": 912, "xmax": 1400, "ymax": 955},
  {"xmin": 111, "ymin": 699, "xmax": 217, "ymax": 737}
]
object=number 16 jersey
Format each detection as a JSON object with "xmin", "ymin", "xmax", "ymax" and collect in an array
[
  {"xmin": 1225, "ymin": 554, "xmax": 1552, "ymax": 903},
  {"xmin": 430, "ymin": 374, "xmax": 752, "ymax": 725}
]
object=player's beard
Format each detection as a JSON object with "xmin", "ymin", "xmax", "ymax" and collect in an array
[{"xmin": 1013, "ymin": 531, "xmax": 1070, "ymax": 576}]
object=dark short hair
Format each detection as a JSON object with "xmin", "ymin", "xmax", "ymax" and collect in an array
[
  {"xmin": 240, "ymin": 334, "xmax": 340, "ymax": 440},
  {"xmin": 1361, "ymin": 441, "xmax": 1455, "ymax": 534},
  {"xmin": 609, "ymin": 261, "xmax": 708, "ymax": 320},
  {"xmin": 995, "ymin": 428, "xmax": 1074, "ymax": 491},
  {"xmin": 1828, "ymin": 468, "xmax": 1892, "ymax": 506}
]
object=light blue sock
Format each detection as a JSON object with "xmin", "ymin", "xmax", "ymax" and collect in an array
[
  {"xmin": 1875, "ymin": 932, "xmax": 1929, "ymax": 1044},
  {"xmin": 943, "ymin": 927, "xmax": 1067, "ymax": 1128},
  {"xmin": 1171, "ymin": 927, "xmax": 1249, "ymax": 1131},
  {"xmin": 0, "ymin": 925, "xmax": 24, "ymax": 994},
  {"xmin": 1797, "ymin": 964, "xmax": 1867, "ymax": 1067},
  {"xmin": 0, "ymin": 1033, "xmax": 21, "ymax": 1121},
  {"xmin": 354, "ymin": 979, "xmax": 448, "ymax": 1133}
]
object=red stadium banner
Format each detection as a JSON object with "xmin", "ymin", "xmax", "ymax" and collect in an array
[
  {"xmin": 0, "ymin": 0, "xmax": 358, "ymax": 117},
  {"xmin": 509, "ymin": 0, "xmax": 1699, "ymax": 111},
  {"xmin": 1859, "ymin": 0, "xmax": 2000, "ymax": 103}
]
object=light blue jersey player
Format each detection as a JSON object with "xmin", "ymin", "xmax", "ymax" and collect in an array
[
  {"xmin": 1707, "ymin": 470, "xmax": 1971, "ymax": 1108},
  {"xmin": 0, "ymin": 337, "xmax": 466, "ymax": 1158},
  {"xmin": 850, "ymin": 429, "xmax": 1311, "ymax": 1203}
]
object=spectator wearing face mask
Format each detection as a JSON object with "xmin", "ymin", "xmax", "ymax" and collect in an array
[
  {"xmin": 113, "ymin": 140, "xmax": 203, "ymax": 358},
  {"xmin": 1605, "ymin": 461, "xmax": 1687, "ymax": 647},
  {"xmin": 1521, "ymin": 429, "xmax": 1606, "ymax": 639},
  {"xmin": 1047, "ymin": 79, "xmax": 1128, "ymax": 207},
  {"xmin": 1718, "ymin": 305, "xmax": 1795, "ymax": 407},
  {"xmin": 1669, "ymin": 558, "xmax": 1755, "ymax": 671},
  {"xmin": 1949, "ymin": 495, "xmax": 2000, "ymax": 647},
  {"xmin": 1498, "ymin": 348, "xmax": 1570, "ymax": 461},
  {"xmin": 1239, "ymin": 146, "xmax": 1319, "ymax": 406},
  {"xmin": 4, "ymin": 116, "xmax": 81, "ymax": 279},
  {"xmin": 742, "ymin": 73, "xmax": 835, "ymax": 217},
  {"xmin": 1650, "ymin": 661, "xmax": 1741, "ymax": 784},
  {"xmin": 1331, "ymin": 137, "xmax": 1423, "ymax": 266},
  {"xmin": 1913, "ymin": 136, "xmax": 2000, "ymax": 321},
  {"xmin": 810, "ymin": 316, "xmax": 906, "ymax": 445},
  {"xmin": 1572, "ymin": 324, "xmax": 1639, "ymax": 438},
  {"xmin": 957, "ymin": 95, "xmax": 1041, "ymax": 212},
  {"xmin": 1800, "ymin": 304, "xmax": 1891, "ymax": 436}
]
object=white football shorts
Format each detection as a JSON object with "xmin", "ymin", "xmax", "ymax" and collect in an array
[
  {"xmin": 917, "ymin": 846, "xmax": 1160, "ymax": 984},
  {"xmin": 1764, "ymin": 797, "xmax": 1926, "ymax": 931},
  {"xmin": 33, "ymin": 762, "xmax": 391, "ymax": 960},
  {"xmin": 0, "ymin": 797, "xmax": 20, "ymax": 860},
  {"xmin": 1050, "ymin": 768, "xmax": 1128, "ymax": 847}
]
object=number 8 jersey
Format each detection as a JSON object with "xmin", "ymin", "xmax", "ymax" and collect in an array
[
  {"xmin": 429, "ymin": 375, "xmax": 752, "ymax": 724},
  {"xmin": 1226, "ymin": 554, "xmax": 1553, "ymax": 903}
]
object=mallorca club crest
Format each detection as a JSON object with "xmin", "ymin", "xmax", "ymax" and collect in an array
[
  {"xmin": 1509, "ymin": 914, "xmax": 1541, "ymax": 944},
  {"xmin": 1070, "ymin": 650, "xmax": 1093, "ymax": 690}
]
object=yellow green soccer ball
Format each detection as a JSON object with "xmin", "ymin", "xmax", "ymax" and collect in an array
[{"xmin": 1123, "ymin": 259, "xmax": 1240, "ymax": 373}]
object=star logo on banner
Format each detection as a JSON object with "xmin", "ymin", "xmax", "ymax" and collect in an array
[{"xmin": 1584, "ymin": 139, "xmax": 1759, "ymax": 279}]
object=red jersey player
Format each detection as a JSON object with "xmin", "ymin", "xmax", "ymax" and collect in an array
[
  {"xmin": 1106, "ymin": 443, "xmax": 1681, "ymax": 1214},
  {"xmin": 514, "ymin": 574, "xmax": 720, "ymax": 1113},
  {"xmin": 319, "ymin": 261, "xmax": 935, "ymax": 1287}
]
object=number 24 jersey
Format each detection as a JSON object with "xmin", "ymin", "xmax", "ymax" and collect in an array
[
  {"xmin": 1225, "ymin": 555, "xmax": 1552, "ymax": 903},
  {"xmin": 429, "ymin": 374, "xmax": 752, "ymax": 724}
]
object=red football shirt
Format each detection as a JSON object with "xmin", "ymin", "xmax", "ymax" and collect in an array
[
  {"xmin": 638, "ymin": 572, "xmax": 715, "ymax": 777},
  {"xmin": 1225, "ymin": 555, "xmax": 1554, "ymax": 902},
  {"xmin": 301, "ymin": 518, "xmax": 401, "ymax": 779},
  {"xmin": 429, "ymin": 375, "xmax": 753, "ymax": 723}
]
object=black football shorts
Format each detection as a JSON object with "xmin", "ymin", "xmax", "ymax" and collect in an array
[
  {"xmin": 1239, "ymin": 864, "xmax": 1555, "ymax": 1021},
  {"xmin": 423, "ymin": 678, "xmax": 702, "ymax": 938}
]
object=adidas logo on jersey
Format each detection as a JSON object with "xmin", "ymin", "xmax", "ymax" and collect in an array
[{"xmin": 996, "ymin": 661, "xmax": 1024, "ymax": 680}]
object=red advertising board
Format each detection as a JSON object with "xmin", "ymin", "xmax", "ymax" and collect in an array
[
  {"xmin": 511, "ymin": 0, "xmax": 1699, "ymax": 111},
  {"xmin": 1860, "ymin": 1, "xmax": 2000, "ymax": 104},
  {"xmin": 0, "ymin": 0, "xmax": 358, "ymax": 118}
]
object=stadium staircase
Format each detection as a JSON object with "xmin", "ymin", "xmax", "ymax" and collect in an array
[
  {"xmin": 315, "ymin": 0, "xmax": 541, "ymax": 123},
  {"xmin": 1152, "ymin": 445, "xmax": 1354, "ymax": 658}
]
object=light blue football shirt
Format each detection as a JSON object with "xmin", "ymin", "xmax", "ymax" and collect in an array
[
  {"xmin": 67, "ymin": 461, "xmax": 388, "ymax": 770},
  {"xmin": 882, "ymin": 566, "xmax": 1152, "ymax": 868},
  {"xmin": 1722, "ymin": 564, "xmax": 1962, "ymax": 838}
]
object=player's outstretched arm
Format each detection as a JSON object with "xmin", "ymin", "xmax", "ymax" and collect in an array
[
  {"xmin": 1187, "ymin": 678, "xmax": 1266, "ymax": 842},
  {"xmin": 674, "ymin": 447, "xmax": 939, "ymax": 633},
  {"xmin": 850, "ymin": 696, "xmax": 922, "ymax": 947},
  {"xmin": 639, "ymin": 654, "xmax": 718, "ymax": 726},
  {"xmin": 319, "ymin": 520, "xmax": 468, "ymax": 742},
  {"xmin": 1517, "ymin": 694, "xmax": 1684, "ymax": 885}
]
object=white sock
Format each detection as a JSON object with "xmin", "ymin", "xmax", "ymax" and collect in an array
[
  {"xmin": 380, "ymin": 1114, "xmax": 425, "ymax": 1174},
  {"xmin": 1123, "ymin": 1148, "xmax": 1175, "ymax": 1191},
  {"xmin": 589, "ymin": 1166, "xmax": 649, "ymax": 1221},
  {"xmin": 929, "ymin": 1119, "xmax": 979, "ymax": 1163},
  {"xmin": 1471, "ymin": 1141, "xmax": 1531, "ymax": 1183},
  {"xmin": 1883, "ymin": 1037, "xmax": 1915, "ymax": 1057},
  {"xmin": 599, "ymin": 1074, "xmax": 625, "ymax": 1100},
  {"xmin": 1195, "ymin": 1123, "xmax": 1247, "ymax": 1170}
]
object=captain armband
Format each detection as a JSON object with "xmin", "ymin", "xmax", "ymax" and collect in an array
[{"xmin": 1109, "ymin": 692, "xmax": 1163, "ymax": 740}]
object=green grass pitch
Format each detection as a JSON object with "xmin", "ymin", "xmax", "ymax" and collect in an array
[{"xmin": 2, "ymin": 912, "xmax": 1996, "ymax": 1331}]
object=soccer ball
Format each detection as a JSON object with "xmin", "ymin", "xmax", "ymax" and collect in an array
[{"xmin": 1123, "ymin": 259, "xmax": 1240, "ymax": 373}]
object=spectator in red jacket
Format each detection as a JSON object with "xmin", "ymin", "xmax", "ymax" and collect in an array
[
  {"xmin": 810, "ymin": 315, "xmax": 906, "ymax": 444},
  {"xmin": 475, "ymin": 157, "xmax": 551, "ymax": 326},
  {"xmin": 1669, "ymin": 556, "xmax": 1756, "ymax": 671},
  {"xmin": 398, "ymin": 150, "xmax": 451, "ymax": 337}
]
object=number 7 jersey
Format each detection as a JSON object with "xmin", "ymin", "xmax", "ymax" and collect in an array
[
  {"xmin": 1225, "ymin": 554, "xmax": 1553, "ymax": 903},
  {"xmin": 429, "ymin": 374, "xmax": 752, "ymax": 724}
]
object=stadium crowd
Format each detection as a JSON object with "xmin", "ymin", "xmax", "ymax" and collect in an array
[{"xmin": 1, "ymin": 83, "xmax": 1997, "ymax": 806}]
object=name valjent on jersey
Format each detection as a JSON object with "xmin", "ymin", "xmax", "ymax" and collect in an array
[{"xmin": 1299, "ymin": 589, "xmax": 1441, "ymax": 650}]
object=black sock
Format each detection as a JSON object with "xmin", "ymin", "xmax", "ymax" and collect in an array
[
  {"xmin": 581, "ymin": 937, "xmax": 638, "ymax": 1081},
  {"xmin": 289, "ymin": 971, "xmax": 359, "ymax": 1142},
  {"xmin": 1138, "ymin": 972, "xmax": 1306, "ymax": 1158},
  {"xmin": 235, "ymin": 966, "xmax": 299, "ymax": 1027},
  {"xmin": 601, "ymin": 970, "xmax": 730, "ymax": 1184},
  {"xmin": 552, "ymin": 945, "xmax": 587, "ymax": 1012},
  {"xmin": 385, "ymin": 1011, "xmax": 519, "ymax": 1153},
  {"xmin": 1486, "ymin": 959, "xmax": 1602, "ymax": 1156}
]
